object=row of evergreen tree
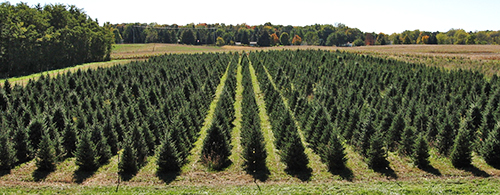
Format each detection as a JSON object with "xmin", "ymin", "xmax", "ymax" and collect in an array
[
  {"xmin": 0, "ymin": 53, "xmax": 233, "ymax": 176},
  {"xmin": 253, "ymin": 49, "xmax": 500, "ymax": 170},
  {"xmin": 200, "ymin": 55, "xmax": 237, "ymax": 171},
  {"xmin": 250, "ymin": 53, "xmax": 310, "ymax": 173},
  {"xmin": 240, "ymin": 54, "xmax": 267, "ymax": 175}
]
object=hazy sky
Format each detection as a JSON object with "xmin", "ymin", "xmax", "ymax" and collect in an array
[{"xmin": 6, "ymin": 0, "xmax": 500, "ymax": 34}]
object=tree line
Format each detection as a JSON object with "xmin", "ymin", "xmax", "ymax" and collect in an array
[{"xmin": 0, "ymin": 2, "xmax": 114, "ymax": 79}]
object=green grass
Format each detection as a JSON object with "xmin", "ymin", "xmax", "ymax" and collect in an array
[
  {"xmin": 1, "ymin": 178, "xmax": 499, "ymax": 194},
  {"xmin": 0, "ymin": 60, "xmax": 134, "ymax": 87}
]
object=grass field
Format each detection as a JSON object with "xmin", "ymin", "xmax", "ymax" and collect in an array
[{"xmin": 2, "ymin": 44, "xmax": 500, "ymax": 194}]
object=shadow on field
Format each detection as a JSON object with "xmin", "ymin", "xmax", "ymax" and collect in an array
[
  {"xmin": 248, "ymin": 168, "xmax": 270, "ymax": 182},
  {"xmin": 285, "ymin": 167, "xmax": 313, "ymax": 182},
  {"xmin": 461, "ymin": 165, "xmax": 490, "ymax": 177},
  {"xmin": 330, "ymin": 167, "xmax": 354, "ymax": 181},
  {"xmin": 0, "ymin": 170, "xmax": 11, "ymax": 178},
  {"xmin": 420, "ymin": 164, "xmax": 442, "ymax": 176},
  {"xmin": 373, "ymin": 165, "xmax": 398, "ymax": 179},
  {"xmin": 73, "ymin": 169, "xmax": 97, "ymax": 183},
  {"xmin": 156, "ymin": 172, "xmax": 180, "ymax": 184},
  {"xmin": 32, "ymin": 169, "xmax": 52, "ymax": 182}
]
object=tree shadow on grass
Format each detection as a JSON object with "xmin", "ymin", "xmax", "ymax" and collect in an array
[
  {"xmin": 329, "ymin": 166, "xmax": 354, "ymax": 181},
  {"xmin": 373, "ymin": 165, "xmax": 398, "ymax": 179},
  {"xmin": 32, "ymin": 169, "xmax": 52, "ymax": 182},
  {"xmin": 461, "ymin": 165, "xmax": 490, "ymax": 177},
  {"xmin": 419, "ymin": 164, "xmax": 442, "ymax": 176},
  {"xmin": 73, "ymin": 168, "xmax": 97, "ymax": 184},
  {"xmin": 156, "ymin": 171, "xmax": 180, "ymax": 185},
  {"xmin": 0, "ymin": 169, "xmax": 11, "ymax": 178},
  {"xmin": 285, "ymin": 167, "xmax": 313, "ymax": 182}
]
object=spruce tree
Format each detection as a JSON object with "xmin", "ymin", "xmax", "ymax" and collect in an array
[
  {"xmin": 480, "ymin": 122, "xmax": 500, "ymax": 168},
  {"xmin": 450, "ymin": 118, "xmax": 473, "ymax": 168},
  {"xmin": 35, "ymin": 132, "xmax": 56, "ymax": 172},
  {"xmin": 28, "ymin": 119, "xmax": 45, "ymax": 154},
  {"xmin": 322, "ymin": 131, "xmax": 347, "ymax": 171},
  {"xmin": 201, "ymin": 122, "xmax": 231, "ymax": 170},
  {"xmin": 62, "ymin": 124, "xmax": 77, "ymax": 157},
  {"xmin": 436, "ymin": 117, "xmax": 454, "ymax": 156},
  {"xmin": 366, "ymin": 131, "xmax": 389, "ymax": 169},
  {"xmin": 281, "ymin": 130, "xmax": 309, "ymax": 172},
  {"xmin": 0, "ymin": 130, "xmax": 15, "ymax": 170},
  {"xmin": 156, "ymin": 131, "xmax": 181, "ymax": 174},
  {"xmin": 13, "ymin": 126, "xmax": 30, "ymax": 164},
  {"xmin": 130, "ymin": 125, "xmax": 148, "ymax": 166},
  {"xmin": 102, "ymin": 121, "xmax": 118, "ymax": 154},
  {"xmin": 74, "ymin": 131, "xmax": 99, "ymax": 171},
  {"xmin": 400, "ymin": 125, "xmax": 416, "ymax": 156},
  {"xmin": 93, "ymin": 126, "xmax": 112, "ymax": 165},
  {"xmin": 118, "ymin": 135, "xmax": 138, "ymax": 175},
  {"xmin": 412, "ymin": 132, "xmax": 430, "ymax": 168},
  {"xmin": 387, "ymin": 113, "xmax": 405, "ymax": 151}
]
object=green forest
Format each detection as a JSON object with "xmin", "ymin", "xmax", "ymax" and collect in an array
[{"xmin": 0, "ymin": 2, "xmax": 114, "ymax": 78}]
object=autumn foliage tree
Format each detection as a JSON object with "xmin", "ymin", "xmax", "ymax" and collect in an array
[{"xmin": 292, "ymin": 35, "xmax": 302, "ymax": 45}]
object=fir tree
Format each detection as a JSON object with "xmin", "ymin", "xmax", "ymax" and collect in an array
[
  {"xmin": 366, "ymin": 131, "xmax": 389, "ymax": 169},
  {"xmin": 13, "ymin": 126, "xmax": 30, "ymax": 163},
  {"xmin": 35, "ymin": 132, "xmax": 56, "ymax": 172},
  {"xmin": 118, "ymin": 135, "xmax": 138, "ymax": 175},
  {"xmin": 28, "ymin": 119, "xmax": 45, "ymax": 153},
  {"xmin": 387, "ymin": 113, "xmax": 405, "ymax": 151},
  {"xmin": 102, "ymin": 121, "xmax": 119, "ymax": 154},
  {"xmin": 201, "ymin": 122, "xmax": 231, "ymax": 170},
  {"xmin": 156, "ymin": 131, "xmax": 181, "ymax": 174},
  {"xmin": 74, "ymin": 131, "xmax": 99, "ymax": 171},
  {"xmin": 480, "ymin": 122, "xmax": 500, "ymax": 168},
  {"xmin": 400, "ymin": 125, "xmax": 416, "ymax": 156},
  {"xmin": 0, "ymin": 130, "xmax": 15, "ymax": 170},
  {"xmin": 322, "ymin": 131, "xmax": 347, "ymax": 171},
  {"xmin": 93, "ymin": 126, "xmax": 112, "ymax": 165},
  {"xmin": 281, "ymin": 130, "xmax": 309, "ymax": 172},
  {"xmin": 450, "ymin": 118, "xmax": 473, "ymax": 168},
  {"xmin": 131, "ymin": 125, "xmax": 148, "ymax": 166},
  {"xmin": 412, "ymin": 132, "xmax": 430, "ymax": 168},
  {"xmin": 62, "ymin": 124, "xmax": 77, "ymax": 157},
  {"xmin": 436, "ymin": 117, "xmax": 454, "ymax": 156}
]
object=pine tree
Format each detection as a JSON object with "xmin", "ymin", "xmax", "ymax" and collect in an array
[
  {"xmin": 436, "ymin": 117, "xmax": 454, "ymax": 156},
  {"xmin": 322, "ymin": 131, "xmax": 347, "ymax": 171},
  {"xmin": 13, "ymin": 126, "xmax": 30, "ymax": 164},
  {"xmin": 0, "ymin": 130, "xmax": 15, "ymax": 170},
  {"xmin": 118, "ymin": 135, "xmax": 138, "ymax": 175},
  {"xmin": 93, "ymin": 126, "xmax": 112, "ymax": 165},
  {"xmin": 366, "ymin": 131, "xmax": 389, "ymax": 169},
  {"xmin": 480, "ymin": 122, "xmax": 500, "ymax": 168},
  {"xmin": 156, "ymin": 131, "xmax": 181, "ymax": 174},
  {"xmin": 450, "ymin": 118, "xmax": 473, "ymax": 168},
  {"xmin": 35, "ymin": 132, "xmax": 56, "ymax": 172},
  {"xmin": 201, "ymin": 122, "xmax": 231, "ymax": 170},
  {"xmin": 400, "ymin": 125, "xmax": 416, "ymax": 156},
  {"xmin": 74, "ymin": 131, "xmax": 99, "ymax": 171},
  {"xmin": 412, "ymin": 132, "xmax": 430, "ymax": 168},
  {"xmin": 281, "ymin": 130, "xmax": 309, "ymax": 172},
  {"xmin": 62, "ymin": 124, "xmax": 77, "ymax": 157}
]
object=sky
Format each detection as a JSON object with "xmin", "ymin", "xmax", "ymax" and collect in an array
[{"xmin": 5, "ymin": 0, "xmax": 500, "ymax": 34}]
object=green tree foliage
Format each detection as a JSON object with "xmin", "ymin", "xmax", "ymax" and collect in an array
[
  {"xmin": 216, "ymin": 37, "xmax": 225, "ymax": 46},
  {"xmin": 13, "ymin": 126, "xmax": 30, "ymax": 164},
  {"xmin": 412, "ymin": 132, "xmax": 430, "ymax": 168},
  {"xmin": 403, "ymin": 35, "xmax": 412, "ymax": 44},
  {"xmin": 75, "ymin": 131, "xmax": 99, "ymax": 171},
  {"xmin": 201, "ymin": 122, "xmax": 231, "ymax": 170},
  {"xmin": 400, "ymin": 125, "xmax": 416, "ymax": 156},
  {"xmin": 258, "ymin": 29, "xmax": 271, "ymax": 47},
  {"xmin": 322, "ymin": 132, "xmax": 347, "ymax": 171},
  {"xmin": 366, "ymin": 131, "xmax": 389, "ymax": 169},
  {"xmin": 0, "ymin": 129, "xmax": 15, "ymax": 170},
  {"xmin": 35, "ymin": 132, "xmax": 56, "ymax": 172},
  {"xmin": 119, "ymin": 135, "xmax": 138, "ymax": 175},
  {"xmin": 156, "ymin": 131, "xmax": 181, "ymax": 174},
  {"xmin": 480, "ymin": 122, "xmax": 500, "ymax": 168},
  {"xmin": 0, "ymin": 3, "xmax": 114, "ymax": 78},
  {"xmin": 304, "ymin": 31, "xmax": 320, "ymax": 46},
  {"xmin": 279, "ymin": 32, "xmax": 290, "ymax": 45},
  {"xmin": 181, "ymin": 29, "xmax": 196, "ymax": 45},
  {"xmin": 450, "ymin": 118, "xmax": 473, "ymax": 168}
]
